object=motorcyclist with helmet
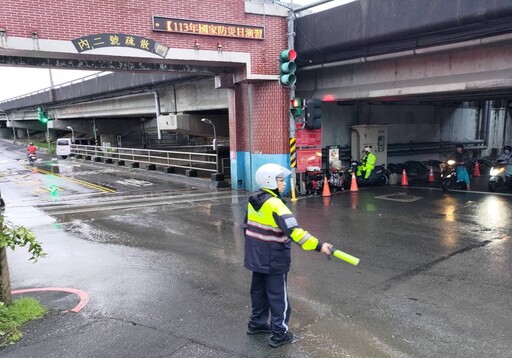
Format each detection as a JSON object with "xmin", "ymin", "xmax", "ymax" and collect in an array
[
  {"xmin": 244, "ymin": 163, "xmax": 333, "ymax": 347},
  {"xmin": 497, "ymin": 145, "xmax": 511, "ymax": 163},
  {"xmin": 356, "ymin": 146, "xmax": 376, "ymax": 180},
  {"xmin": 449, "ymin": 144, "xmax": 471, "ymax": 190},
  {"xmin": 27, "ymin": 142, "xmax": 37, "ymax": 159}
]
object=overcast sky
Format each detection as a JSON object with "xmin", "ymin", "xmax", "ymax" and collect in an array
[{"xmin": 0, "ymin": 0, "xmax": 355, "ymax": 102}]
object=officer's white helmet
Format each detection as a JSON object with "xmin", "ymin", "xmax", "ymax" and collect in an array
[
  {"xmin": 363, "ymin": 146, "xmax": 371, "ymax": 152},
  {"xmin": 255, "ymin": 163, "xmax": 291, "ymax": 190}
]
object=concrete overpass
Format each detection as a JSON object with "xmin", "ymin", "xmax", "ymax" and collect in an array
[
  {"xmin": 1, "ymin": 0, "xmax": 512, "ymax": 184},
  {"xmin": 294, "ymin": 0, "xmax": 512, "ymax": 103}
]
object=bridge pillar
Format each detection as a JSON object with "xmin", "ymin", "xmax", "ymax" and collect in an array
[{"xmin": 228, "ymin": 81, "xmax": 290, "ymax": 192}]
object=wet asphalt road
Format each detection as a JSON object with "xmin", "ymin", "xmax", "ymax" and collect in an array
[{"xmin": 1, "ymin": 140, "xmax": 511, "ymax": 358}]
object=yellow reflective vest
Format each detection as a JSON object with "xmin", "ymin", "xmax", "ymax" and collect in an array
[{"xmin": 244, "ymin": 189, "xmax": 323, "ymax": 274}]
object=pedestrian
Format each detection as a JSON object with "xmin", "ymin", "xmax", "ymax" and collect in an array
[{"xmin": 243, "ymin": 163, "xmax": 333, "ymax": 348}]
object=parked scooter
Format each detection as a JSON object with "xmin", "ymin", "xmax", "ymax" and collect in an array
[
  {"xmin": 488, "ymin": 160, "xmax": 512, "ymax": 192},
  {"xmin": 28, "ymin": 153, "xmax": 37, "ymax": 166},
  {"xmin": 327, "ymin": 160, "xmax": 351, "ymax": 192},
  {"xmin": 350, "ymin": 160, "xmax": 388, "ymax": 186},
  {"xmin": 440, "ymin": 160, "xmax": 468, "ymax": 191},
  {"xmin": 328, "ymin": 167, "xmax": 351, "ymax": 192}
]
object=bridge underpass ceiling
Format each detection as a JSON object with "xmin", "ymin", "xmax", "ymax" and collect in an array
[
  {"xmin": 312, "ymin": 69, "xmax": 512, "ymax": 105},
  {"xmin": 297, "ymin": 38, "xmax": 512, "ymax": 105}
]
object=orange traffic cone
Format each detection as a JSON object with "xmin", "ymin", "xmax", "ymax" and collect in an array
[
  {"xmin": 322, "ymin": 176, "xmax": 331, "ymax": 197},
  {"xmin": 428, "ymin": 167, "xmax": 435, "ymax": 183},
  {"xmin": 350, "ymin": 172, "xmax": 359, "ymax": 192},
  {"xmin": 401, "ymin": 169, "xmax": 409, "ymax": 186},
  {"xmin": 473, "ymin": 160, "xmax": 481, "ymax": 177}
]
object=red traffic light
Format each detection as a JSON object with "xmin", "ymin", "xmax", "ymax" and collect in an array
[
  {"xmin": 290, "ymin": 98, "xmax": 302, "ymax": 108},
  {"xmin": 279, "ymin": 49, "xmax": 297, "ymax": 62}
]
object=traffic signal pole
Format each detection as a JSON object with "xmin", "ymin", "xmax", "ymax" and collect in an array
[{"xmin": 287, "ymin": 9, "xmax": 299, "ymax": 201}]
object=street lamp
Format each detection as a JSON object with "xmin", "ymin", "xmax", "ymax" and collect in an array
[
  {"xmin": 201, "ymin": 118, "xmax": 218, "ymax": 174},
  {"xmin": 66, "ymin": 125, "xmax": 75, "ymax": 143}
]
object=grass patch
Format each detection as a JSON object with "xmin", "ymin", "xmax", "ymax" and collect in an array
[{"xmin": 0, "ymin": 298, "xmax": 47, "ymax": 346}]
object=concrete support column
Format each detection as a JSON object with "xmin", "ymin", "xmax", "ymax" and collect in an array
[{"xmin": 229, "ymin": 80, "xmax": 290, "ymax": 191}]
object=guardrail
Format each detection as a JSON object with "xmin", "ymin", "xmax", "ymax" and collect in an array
[
  {"xmin": 331, "ymin": 140, "xmax": 487, "ymax": 161},
  {"xmin": 72, "ymin": 145, "xmax": 218, "ymax": 174},
  {"xmin": 0, "ymin": 72, "xmax": 111, "ymax": 104}
]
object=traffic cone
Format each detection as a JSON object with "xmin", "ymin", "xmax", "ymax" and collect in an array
[
  {"xmin": 473, "ymin": 160, "xmax": 481, "ymax": 177},
  {"xmin": 322, "ymin": 176, "xmax": 331, "ymax": 197},
  {"xmin": 350, "ymin": 172, "xmax": 358, "ymax": 192},
  {"xmin": 428, "ymin": 167, "xmax": 435, "ymax": 183},
  {"xmin": 401, "ymin": 169, "xmax": 409, "ymax": 186}
]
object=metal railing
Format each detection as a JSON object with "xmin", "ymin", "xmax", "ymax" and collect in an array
[
  {"xmin": 0, "ymin": 72, "xmax": 111, "ymax": 104},
  {"xmin": 72, "ymin": 145, "xmax": 218, "ymax": 174}
]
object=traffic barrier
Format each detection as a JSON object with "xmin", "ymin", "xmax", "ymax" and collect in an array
[
  {"xmin": 428, "ymin": 167, "xmax": 435, "ymax": 183},
  {"xmin": 322, "ymin": 176, "xmax": 331, "ymax": 197},
  {"xmin": 290, "ymin": 177, "xmax": 298, "ymax": 202},
  {"xmin": 401, "ymin": 169, "xmax": 409, "ymax": 186},
  {"xmin": 350, "ymin": 173, "xmax": 358, "ymax": 192},
  {"xmin": 473, "ymin": 160, "xmax": 481, "ymax": 176}
]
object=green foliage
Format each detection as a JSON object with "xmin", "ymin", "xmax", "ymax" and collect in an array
[
  {"xmin": 0, "ymin": 219, "xmax": 45, "ymax": 262},
  {"xmin": 0, "ymin": 298, "xmax": 46, "ymax": 346}
]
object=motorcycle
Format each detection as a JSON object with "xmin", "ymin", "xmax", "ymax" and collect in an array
[
  {"xmin": 28, "ymin": 153, "xmax": 37, "ymax": 166},
  {"xmin": 488, "ymin": 160, "xmax": 512, "ymax": 192},
  {"xmin": 350, "ymin": 160, "xmax": 388, "ymax": 186},
  {"xmin": 305, "ymin": 166, "xmax": 324, "ymax": 195},
  {"xmin": 327, "ymin": 160, "xmax": 351, "ymax": 192},
  {"xmin": 327, "ymin": 167, "xmax": 351, "ymax": 192},
  {"xmin": 440, "ymin": 160, "xmax": 468, "ymax": 191}
]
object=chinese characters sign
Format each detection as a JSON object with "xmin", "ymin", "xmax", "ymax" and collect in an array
[
  {"xmin": 72, "ymin": 33, "xmax": 169, "ymax": 58},
  {"xmin": 153, "ymin": 16, "xmax": 264, "ymax": 40}
]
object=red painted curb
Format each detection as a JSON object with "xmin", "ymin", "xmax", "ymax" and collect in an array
[{"xmin": 12, "ymin": 287, "xmax": 89, "ymax": 313}]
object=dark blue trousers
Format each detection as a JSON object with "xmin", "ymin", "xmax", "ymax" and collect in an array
[{"xmin": 250, "ymin": 271, "xmax": 291, "ymax": 334}]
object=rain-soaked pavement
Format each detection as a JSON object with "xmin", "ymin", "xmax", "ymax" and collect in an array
[{"xmin": 1, "ymin": 140, "xmax": 511, "ymax": 358}]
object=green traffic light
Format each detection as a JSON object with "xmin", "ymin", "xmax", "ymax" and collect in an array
[{"xmin": 37, "ymin": 106, "xmax": 50, "ymax": 124}]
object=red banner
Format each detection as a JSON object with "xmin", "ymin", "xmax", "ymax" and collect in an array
[
  {"xmin": 297, "ymin": 148, "xmax": 322, "ymax": 173},
  {"xmin": 296, "ymin": 123, "xmax": 322, "ymax": 147}
]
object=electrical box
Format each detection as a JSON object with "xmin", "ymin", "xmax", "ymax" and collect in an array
[{"xmin": 351, "ymin": 125, "xmax": 389, "ymax": 168}]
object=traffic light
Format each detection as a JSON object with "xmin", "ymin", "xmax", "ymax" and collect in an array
[
  {"xmin": 279, "ymin": 49, "xmax": 297, "ymax": 86},
  {"xmin": 305, "ymin": 99, "xmax": 322, "ymax": 129},
  {"xmin": 290, "ymin": 97, "xmax": 303, "ymax": 118},
  {"xmin": 37, "ymin": 107, "xmax": 49, "ymax": 124}
]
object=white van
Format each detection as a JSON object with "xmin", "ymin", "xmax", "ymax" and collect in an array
[
  {"xmin": 56, "ymin": 138, "xmax": 94, "ymax": 159},
  {"xmin": 56, "ymin": 138, "xmax": 73, "ymax": 158}
]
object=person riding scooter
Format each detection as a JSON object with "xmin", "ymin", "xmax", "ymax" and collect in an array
[
  {"xmin": 497, "ymin": 145, "xmax": 511, "ymax": 163},
  {"xmin": 356, "ymin": 146, "xmax": 376, "ymax": 181},
  {"xmin": 27, "ymin": 142, "xmax": 37, "ymax": 158},
  {"xmin": 449, "ymin": 144, "xmax": 471, "ymax": 190}
]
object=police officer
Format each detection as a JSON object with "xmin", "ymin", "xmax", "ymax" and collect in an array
[
  {"xmin": 244, "ymin": 163, "xmax": 333, "ymax": 348},
  {"xmin": 356, "ymin": 146, "xmax": 376, "ymax": 180}
]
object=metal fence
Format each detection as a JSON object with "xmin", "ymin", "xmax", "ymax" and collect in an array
[{"xmin": 72, "ymin": 144, "xmax": 218, "ymax": 174}]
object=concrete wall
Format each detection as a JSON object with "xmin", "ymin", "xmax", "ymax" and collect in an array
[{"xmin": 319, "ymin": 101, "xmax": 495, "ymax": 163}]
